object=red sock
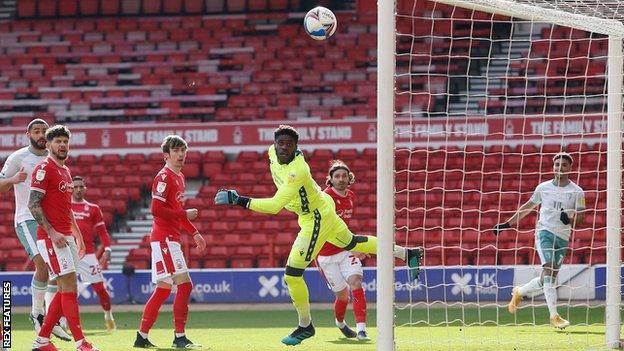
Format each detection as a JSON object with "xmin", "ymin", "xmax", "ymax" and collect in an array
[
  {"xmin": 173, "ymin": 282, "xmax": 192, "ymax": 333},
  {"xmin": 60, "ymin": 292, "xmax": 85, "ymax": 342},
  {"xmin": 334, "ymin": 297, "xmax": 348, "ymax": 323},
  {"xmin": 351, "ymin": 288, "xmax": 367, "ymax": 323},
  {"xmin": 39, "ymin": 292, "xmax": 62, "ymax": 338},
  {"xmin": 92, "ymin": 282, "xmax": 111, "ymax": 312},
  {"xmin": 139, "ymin": 287, "xmax": 171, "ymax": 334}
]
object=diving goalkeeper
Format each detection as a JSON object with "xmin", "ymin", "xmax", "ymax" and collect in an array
[{"xmin": 214, "ymin": 125, "xmax": 423, "ymax": 346}]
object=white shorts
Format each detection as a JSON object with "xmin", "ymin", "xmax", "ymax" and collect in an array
[
  {"xmin": 316, "ymin": 251, "xmax": 363, "ymax": 293},
  {"xmin": 150, "ymin": 240, "xmax": 189, "ymax": 284},
  {"xmin": 37, "ymin": 236, "xmax": 79, "ymax": 280},
  {"xmin": 77, "ymin": 253, "xmax": 105, "ymax": 284}
]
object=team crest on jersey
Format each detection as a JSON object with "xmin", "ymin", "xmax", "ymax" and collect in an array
[
  {"xmin": 287, "ymin": 171, "xmax": 296, "ymax": 184},
  {"xmin": 156, "ymin": 181, "xmax": 167, "ymax": 194},
  {"xmin": 35, "ymin": 169, "xmax": 46, "ymax": 181}
]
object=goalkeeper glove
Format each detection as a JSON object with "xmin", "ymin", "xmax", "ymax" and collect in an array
[
  {"xmin": 560, "ymin": 210, "xmax": 571, "ymax": 225},
  {"xmin": 214, "ymin": 189, "xmax": 250, "ymax": 208},
  {"xmin": 492, "ymin": 222, "xmax": 511, "ymax": 235}
]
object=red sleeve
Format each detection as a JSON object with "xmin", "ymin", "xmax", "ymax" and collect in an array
[
  {"xmin": 92, "ymin": 206, "xmax": 110, "ymax": 248},
  {"xmin": 181, "ymin": 217, "xmax": 198, "ymax": 235},
  {"xmin": 151, "ymin": 198, "xmax": 186, "ymax": 219},
  {"xmin": 30, "ymin": 164, "xmax": 49, "ymax": 193},
  {"xmin": 151, "ymin": 173, "xmax": 171, "ymax": 202}
]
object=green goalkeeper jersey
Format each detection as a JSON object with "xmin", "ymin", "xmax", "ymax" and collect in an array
[{"xmin": 249, "ymin": 144, "xmax": 327, "ymax": 216}]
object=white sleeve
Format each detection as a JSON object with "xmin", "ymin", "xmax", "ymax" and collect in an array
[
  {"xmin": 528, "ymin": 184, "xmax": 542, "ymax": 205},
  {"xmin": 0, "ymin": 153, "xmax": 20, "ymax": 179}
]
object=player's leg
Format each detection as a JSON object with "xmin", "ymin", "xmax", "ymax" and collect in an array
[
  {"xmin": 341, "ymin": 253, "xmax": 369, "ymax": 341},
  {"xmin": 16, "ymin": 221, "xmax": 47, "ymax": 324},
  {"xmin": 281, "ymin": 213, "xmax": 321, "ymax": 346},
  {"xmin": 326, "ymin": 217, "xmax": 423, "ymax": 280},
  {"xmin": 135, "ymin": 241, "xmax": 173, "ymax": 348},
  {"xmin": 316, "ymin": 254, "xmax": 356, "ymax": 338},
  {"xmin": 540, "ymin": 231, "xmax": 569, "ymax": 329},
  {"xmin": 168, "ymin": 241, "xmax": 200, "ymax": 348},
  {"xmin": 78, "ymin": 254, "xmax": 115, "ymax": 331},
  {"xmin": 33, "ymin": 238, "xmax": 99, "ymax": 351}
]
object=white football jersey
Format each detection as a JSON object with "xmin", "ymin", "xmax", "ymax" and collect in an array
[
  {"xmin": 0, "ymin": 146, "xmax": 48, "ymax": 225},
  {"xmin": 529, "ymin": 179, "xmax": 586, "ymax": 241}
]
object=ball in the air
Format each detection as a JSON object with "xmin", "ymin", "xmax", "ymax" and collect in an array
[{"xmin": 303, "ymin": 6, "xmax": 337, "ymax": 40}]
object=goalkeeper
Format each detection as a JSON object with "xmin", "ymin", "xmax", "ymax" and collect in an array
[
  {"xmin": 492, "ymin": 152, "xmax": 585, "ymax": 330},
  {"xmin": 214, "ymin": 125, "xmax": 422, "ymax": 346}
]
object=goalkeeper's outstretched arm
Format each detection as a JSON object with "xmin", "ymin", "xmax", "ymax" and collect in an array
[
  {"xmin": 214, "ymin": 181, "xmax": 300, "ymax": 215},
  {"xmin": 492, "ymin": 200, "xmax": 537, "ymax": 235}
]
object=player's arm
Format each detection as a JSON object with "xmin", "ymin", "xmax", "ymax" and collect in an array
[
  {"xmin": 93, "ymin": 206, "xmax": 112, "ymax": 264},
  {"xmin": 28, "ymin": 189, "xmax": 67, "ymax": 247},
  {"xmin": 0, "ymin": 154, "xmax": 26, "ymax": 192},
  {"xmin": 70, "ymin": 211, "xmax": 86, "ymax": 257},
  {"xmin": 571, "ymin": 191, "xmax": 586, "ymax": 227},
  {"xmin": 214, "ymin": 180, "xmax": 300, "ymax": 215},
  {"xmin": 492, "ymin": 200, "xmax": 538, "ymax": 235}
]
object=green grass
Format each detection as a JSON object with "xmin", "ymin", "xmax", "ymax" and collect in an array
[{"xmin": 11, "ymin": 306, "xmax": 620, "ymax": 351}]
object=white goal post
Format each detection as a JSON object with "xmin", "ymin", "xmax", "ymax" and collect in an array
[{"xmin": 376, "ymin": 0, "xmax": 622, "ymax": 350}]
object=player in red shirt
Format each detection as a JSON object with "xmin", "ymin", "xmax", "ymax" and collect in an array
[
  {"xmin": 29, "ymin": 125, "xmax": 100, "ymax": 351},
  {"xmin": 316, "ymin": 160, "xmax": 371, "ymax": 341},
  {"xmin": 71, "ymin": 176, "xmax": 116, "ymax": 332},
  {"xmin": 134, "ymin": 135, "xmax": 206, "ymax": 349}
]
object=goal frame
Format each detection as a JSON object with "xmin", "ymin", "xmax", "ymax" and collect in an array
[{"xmin": 376, "ymin": 1, "xmax": 623, "ymax": 349}]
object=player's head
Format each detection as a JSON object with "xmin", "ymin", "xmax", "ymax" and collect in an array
[
  {"xmin": 326, "ymin": 160, "xmax": 354, "ymax": 192},
  {"xmin": 161, "ymin": 135, "xmax": 188, "ymax": 170},
  {"xmin": 553, "ymin": 152, "xmax": 573, "ymax": 177},
  {"xmin": 27, "ymin": 118, "xmax": 49, "ymax": 150},
  {"xmin": 45, "ymin": 125, "xmax": 71, "ymax": 161},
  {"xmin": 72, "ymin": 176, "xmax": 86, "ymax": 201},
  {"xmin": 274, "ymin": 125, "xmax": 299, "ymax": 164}
]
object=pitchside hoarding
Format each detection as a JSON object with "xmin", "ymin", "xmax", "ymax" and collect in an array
[{"xmin": 0, "ymin": 265, "xmax": 618, "ymax": 306}]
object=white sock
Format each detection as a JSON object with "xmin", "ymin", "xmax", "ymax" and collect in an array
[
  {"xmin": 335, "ymin": 319, "xmax": 346, "ymax": 328},
  {"xmin": 75, "ymin": 338, "xmax": 84, "ymax": 348},
  {"xmin": 35, "ymin": 336, "xmax": 50, "ymax": 344},
  {"xmin": 104, "ymin": 310, "xmax": 114, "ymax": 320},
  {"xmin": 356, "ymin": 322, "xmax": 366, "ymax": 332},
  {"xmin": 517, "ymin": 277, "xmax": 543, "ymax": 296},
  {"xmin": 44, "ymin": 286, "xmax": 58, "ymax": 314},
  {"xmin": 31, "ymin": 279, "xmax": 47, "ymax": 316},
  {"xmin": 299, "ymin": 318, "xmax": 311, "ymax": 328},
  {"xmin": 175, "ymin": 332, "xmax": 185, "ymax": 338},
  {"xmin": 542, "ymin": 276, "xmax": 558, "ymax": 318},
  {"xmin": 139, "ymin": 331, "xmax": 149, "ymax": 339},
  {"xmin": 393, "ymin": 246, "xmax": 407, "ymax": 261},
  {"xmin": 59, "ymin": 317, "xmax": 68, "ymax": 329}
]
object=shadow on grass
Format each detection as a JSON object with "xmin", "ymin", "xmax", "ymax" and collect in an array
[{"xmin": 326, "ymin": 338, "xmax": 372, "ymax": 345}]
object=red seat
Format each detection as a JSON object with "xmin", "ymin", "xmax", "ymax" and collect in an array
[
  {"xmin": 230, "ymin": 246, "xmax": 255, "ymax": 268},
  {"xmin": 101, "ymin": 0, "xmax": 120, "ymax": 15},
  {"xmin": 17, "ymin": 0, "xmax": 36, "ymax": 17},
  {"xmin": 59, "ymin": 0, "xmax": 78, "ymax": 16}
]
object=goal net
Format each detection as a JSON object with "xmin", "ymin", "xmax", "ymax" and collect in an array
[{"xmin": 377, "ymin": 1, "xmax": 623, "ymax": 350}]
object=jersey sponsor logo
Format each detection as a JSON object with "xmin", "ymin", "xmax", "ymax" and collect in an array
[
  {"xmin": 58, "ymin": 181, "xmax": 74, "ymax": 193},
  {"xmin": 35, "ymin": 169, "xmax": 46, "ymax": 181},
  {"xmin": 156, "ymin": 181, "xmax": 167, "ymax": 194}
]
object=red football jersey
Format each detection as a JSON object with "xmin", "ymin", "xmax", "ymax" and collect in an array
[
  {"xmin": 150, "ymin": 166, "xmax": 192, "ymax": 242},
  {"xmin": 72, "ymin": 200, "xmax": 110, "ymax": 254},
  {"xmin": 31, "ymin": 157, "xmax": 74, "ymax": 239},
  {"xmin": 317, "ymin": 186, "xmax": 356, "ymax": 257}
]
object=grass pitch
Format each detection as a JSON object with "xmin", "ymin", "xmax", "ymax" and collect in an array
[{"xmin": 10, "ymin": 306, "xmax": 617, "ymax": 350}]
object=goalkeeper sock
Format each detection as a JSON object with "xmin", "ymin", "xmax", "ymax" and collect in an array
[
  {"xmin": 139, "ymin": 286, "xmax": 171, "ymax": 334},
  {"xmin": 334, "ymin": 297, "xmax": 348, "ymax": 324},
  {"xmin": 352, "ymin": 288, "xmax": 367, "ymax": 323},
  {"xmin": 393, "ymin": 246, "xmax": 407, "ymax": 261},
  {"xmin": 284, "ymin": 274, "xmax": 311, "ymax": 327},
  {"xmin": 542, "ymin": 276, "xmax": 558, "ymax": 318},
  {"xmin": 351, "ymin": 235, "xmax": 377, "ymax": 255},
  {"xmin": 518, "ymin": 277, "xmax": 543, "ymax": 296}
]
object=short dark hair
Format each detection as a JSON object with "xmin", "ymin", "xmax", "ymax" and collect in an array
[
  {"xmin": 326, "ymin": 160, "xmax": 355, "ymax": 187},
  {"xmin": 45, "ymin": 125, "xmax": 71, "ymax": 141},
  {"xmin": 274, "ymin": 125, "xmax": 299, "ymax": 143},
  {"xmin": 553, "ymin": 152, "xmax": 573, "ymax": 165},
  {"xmin": 161, "ymin": 135, "xmax": 188, "ymax": 153},
  {"xmin": 27, "ymin": 118, "xmax": 48, "ymax": 132},
  {"xmin": 72, "ymin": 175, "xmax": 85, "ymax": 182}
]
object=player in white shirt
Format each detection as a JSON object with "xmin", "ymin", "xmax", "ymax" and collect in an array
[
  {"xmin": 492, "ymin": 152, "xmax": 586, "ymax": 330},
  {"xmin": 0, "ymin": 119, "xmax": 70, "ymax": 341}
]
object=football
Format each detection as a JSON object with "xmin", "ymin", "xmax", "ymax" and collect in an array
[{"xmin": 303, "ymin": 6, "xmax": 337, "ymax": 40}]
